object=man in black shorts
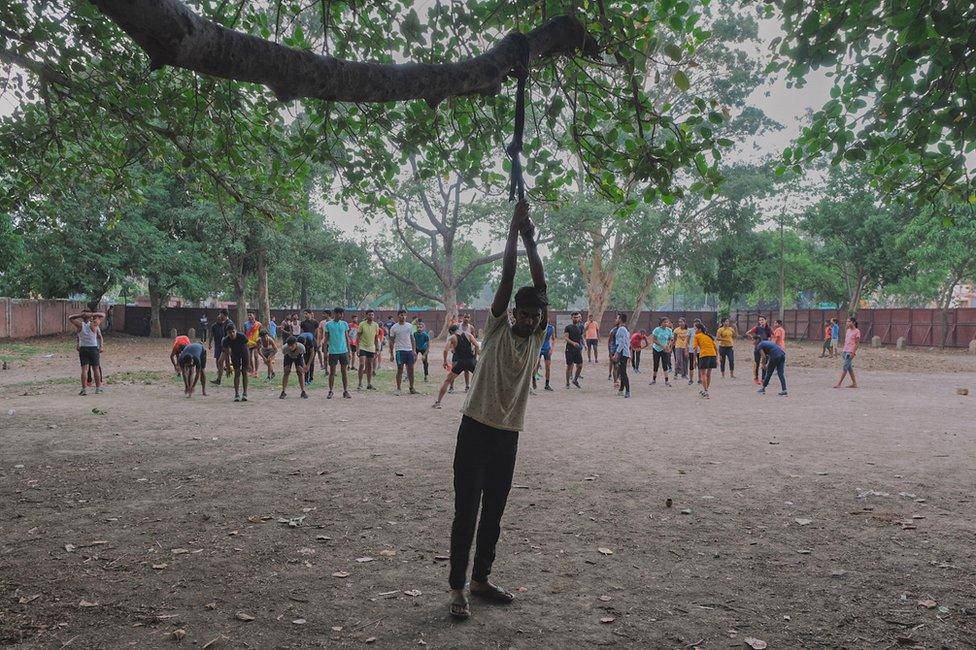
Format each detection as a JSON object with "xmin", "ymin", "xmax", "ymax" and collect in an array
[
  {"xmin": 298, "ymin": 329, "xmax": 317, "ymax": 386},
  {"xmin": 563, "ymin": 311, "xmax": 584, "ymax": 389},
  {"xmin": 178, "ymin": 341, "xmax": 208, "ymax": 398},
  {"xmin": 280, "ymin": 336, "xmax": 309, "ymax": 399},
  {"xmin": 432, "ymin": 324, "xmax": 480, "ymax": 408},
  {"xmin": 221, "ymin": 325, "xmax": 249, "ymax": 402},
  {"xmin": 209, "ymin": 309, "xmax": 235, "ymax": 385}
]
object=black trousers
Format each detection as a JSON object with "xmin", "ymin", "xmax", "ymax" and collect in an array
[
  {"xmin": 449, "ymin": 416, "xmax": 519, "ymax": 590},
  {"xmin": 719, "ymin": 346, "xmax": 734, "ymax": 373},
  {"xmin": 631, "ymin": 349, "xmax": 641, "ymax": 370},
  {"xmin": 617, "ymin": 356, "xmax": 630, "ymax": 393},
  {"xmin": 762, "ymin": 355, "xmax": 787, "ymax": 391}
]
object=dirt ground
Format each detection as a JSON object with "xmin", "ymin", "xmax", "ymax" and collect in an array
[{"xmin": 1, "ymin": 334, "xmax": 974, "ymax": 649}]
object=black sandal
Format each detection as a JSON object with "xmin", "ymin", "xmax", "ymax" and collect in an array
[
  {"xmin": 470, "ymin": 582, "xmax": 514, "ymax": 604},
  {"xmin": 449, "ymin": 593, "xmax": 470, "ymax": 620}
]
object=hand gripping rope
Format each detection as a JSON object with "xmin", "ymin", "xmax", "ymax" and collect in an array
[{"xmin": 506, "ymin": 34, "xmax": 530, "ymax": 204}]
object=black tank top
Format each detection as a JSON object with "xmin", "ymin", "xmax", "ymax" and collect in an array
[{"xmin": 453, "ymin": 333, "xmax": 474, "ymax": 361}]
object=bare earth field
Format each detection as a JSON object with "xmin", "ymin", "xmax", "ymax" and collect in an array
[{"xmin": 1, "ymin": 335, "xmax": 975, "ymax": 649}]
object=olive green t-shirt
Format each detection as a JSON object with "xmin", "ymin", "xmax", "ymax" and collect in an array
[{"xmin": 462, "ymin": 309, "xmax": 546, "ymax": 432}]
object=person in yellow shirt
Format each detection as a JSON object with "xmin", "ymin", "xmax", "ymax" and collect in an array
[
  {"xmin": 672, "ymin": 318, "xmax": 690, "ymax": 379},
  {"xmin": 694, "ymin": 323, "xmax": 718, "ymax": 398},
  {"xmin": 716, "ymin": 318, "xmax": 737, "ymax": 379}
]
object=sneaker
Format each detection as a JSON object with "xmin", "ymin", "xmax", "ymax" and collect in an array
[
  {"xmin": 565, "ymin": 383, "xmax": 571, "ymax": 389},
  {"xmin": 409, "ymin": 388, "xmax": 418, "ymax": 395},
  {"xmin": 300, "ymin": 391, "xmax": 308, "ymax": 399},
  {"xmin": 432, "ymin": 402, "xmax": 442, "ymax": 409},
  {"xmin": 280, "ymin": 392, "xmax": 286, "ymax": 399},
  {"xmin": 79, "ymin": 388, "xmax": 87, "ymax": 396},
  {"xmin": 688, "ymin": 379, "xmax": 693, "ymax": 385},
  {"xmin": 367, "ymin": 385, "xmax": 376, "ymax": 391},
  {"xmin": 394, "ymin": 389, "xmax": 401, "ymax": 396},
  {"xmin": 448, "ymin": 386, "xmax": 455, "ymax": 394},
  {"xmin": 572, "ymin": 379, "xmax": 581, "ymax": 389},
  {"xmin": 699, "ymin": 390, "xmax": 706, "ymax": 397},
  {"xmin": 624, "ymin": 391, "xmax": 631, "ymax": 398},
  {"xmin": 544, "ymin": 384, "xmax": 553, "ymax": 392},
  {"xmin": 778, "ymin": 391, "xmax": 788, "ymax": 397},
  {"xmin": 241, "ymin": 394, "xmax": 248, "ymax": 402},
  {"xmin": 703, "ymin": 391, "xmax": 710, "ymax": 399},
  {"xmin": 343, "ymin": 391, "xmax": 351, "ymax": 399},
  {"xmin": 234, "ymin": 395, "xmax": 240, "ymax": 402},
  {"xmin": 464, "ymin": 386, "xmax": 469, "ymax": 392},
  {"xmin": 95, "ymin": 387, "xmax": 103, "ymax": 394},
  {"xmin": 650, "ymin": 379, "xmax": 656, "ymax": 385},
  {"xmin": 357, "ymin": 384, "xmax": 363, "ymax": 391},
  {"xmin": 210, "ymin": 379, "xmax": 221, "ymax": 386},
  {"xmin": 327, "ymin": 391, "xmax": 334, "ymax": 399},
  {"xmin": 665, "ymin": 381, "xmax": 671, "ymax": 387},
  {"xmin": 757, "ymin": 388, "xmax": 766, "ymax": 394}
]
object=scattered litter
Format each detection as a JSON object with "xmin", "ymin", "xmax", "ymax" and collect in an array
[
  {"xmin": 332, "ymin": 572, "xmax": 350, "ymax": 578},
  {"xmin": 857, "ymin": 489, "xmax": 889, "ymax": 499},
  {"xmin": 356, "ymin": 557, "xmax": 374, "ymax": 563},
  {"xmin": 171, "ymin": 548, "xmax": 190, "ymax": 555},
  {"xmin": 6, "ymin": 409, "xmax": 15, "ymax": 416},
  {"xmin": 597, "ymin": 548, "xmax": 614, "ymax": 556},
  {"xmin": 599, "ymin": 596, "xmax": 612, "ymax": 602},
  {"xmin": 152, "ymin": 563, "xmax": 168, "ymax": 570},
  {"xmin": 79, "ymin": 600, "xmax": 98, "ymax": 607},
  {"xmin": 64, "ymin": 544, "xmax": 76, "ymax": 553},
  {"xmin": 680, "ymin": 508, "xmax": 692, "ymax": 515},
  {"xmin": 365, "ymin": 637, "xmax": 377, "ymax": 644},
  {"xmin": 830, "ymin": 570, "xmax": 847, "ymax": 577},
  {"xmin": 744, "ymin": 638, "xmax": 768, "ymax": 650},
  {"xmin": 379, "ymin": 549, "xmax": 397, "ymax": 557},
  {"xmin": 404, "ymin": 590, "xmax": 422, "ymax": 597},
  {"xmin": 292, "ymin": 618, "xmax": 307, "ymax": 625},
  {"xmin": 794, "ymin": 518, "xmax": 812, "ymax": 526},
  {"xmin": 796, "ymin": 549, "xmax": 812, "ymax": 555},
  {"xmin": 600, "ymin": 616, "xmax": 615, "ymax": 624},
  {"xmin": 235, "ymin": 611, "xmax": 255, "ymax": 621},
  {"xmin": 918, "ymin": 598, "xmax": 937, "ymax": 609},
  {"xmin": 278, "ymin": 515, "xmax": 307, "ymax": 527},
  {"xmin": 665, "ymin": 498, "xmax": 673, "ymax": 508}
]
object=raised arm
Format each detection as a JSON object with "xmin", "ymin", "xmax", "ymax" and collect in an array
[
  {"xmin": 491, "ymin": 201, "xmax": 528, "ymax": 318},
  {"xmin": 68, "ymin": 313, "xmax": 84, "ymax": 331}
]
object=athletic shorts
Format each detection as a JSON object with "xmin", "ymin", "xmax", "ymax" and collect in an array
[
  {"xmin": 585, "ymin": 338, "xmax": 598, "ymax": 350},
  {"xmin": 652, "ymin": 348, "xmax": 671, "ymax": 370},
  {"xmin": 261, "ymin": 349, "xmax": 276, "ymax": 360},
  {"xmin": 230, "ymin": 352, "xmax": 249, "ymax": 371},
  {"xmin": 358, "ymin": 350, "xmax": 375, "ymax": 359},
  {"xmin": 842, "ymin": 352, "xmax": 854, "ymax": 372},
  {"xmin": 181, "ymin": 351, "xmax": 208, "ymax": 370},
  {"xmin": 565, "ymin": 346, "xmax": 583, "ymax": 365},
  {"xmin": 78, "ymin": 346, "xmax": 100, "ymax": 367},
  {"xmin": 452, "ymin": 358, "xmax": 476, "ymax": 374},
  {"xmin": 831, "ymin": 338, "xmax": 839, "ymax": 349},
  {"xmin": 698, "ymin": 355, "xmax": 717, "ymax": 370},
  {"xmin": 395, "ymin": 350, "xmax": 416, "ymax": 366},
  {"xmin": 350, "ymin": 345, "xmax": 358, "ymax": 355},
  {"xmin": 283, "ymin": 354, "xmax": 303, "ymax": 369},
  {"xmin": 416, "ymin": 347, "xmax": 428, "ymax": 355},
  {"xmin": 539, "ymin": 348, "xmax": 552, "ymax": 360},
  {"xmin": 329, "ymin": 352, "xmax": 349, "ymax": 367},
  {"xmin": 213, "ymin": 344, "xmax": 223, "ymax": 360}
]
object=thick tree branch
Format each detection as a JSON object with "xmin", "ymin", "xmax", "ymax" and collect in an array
[
  {"xmin": 373, "ymin": 242, "xmax": 443, "ymax": 304},
  {"xmin": 90, "ymin": 0, "xmax": 599, "ymax": 105},
  {"xmin": 455, "ymin": 235, "xmax": 554, "ymax": 283},
  {"xmin": 391, "ymin": 214, "xmax": 444, "ymax": 282}
]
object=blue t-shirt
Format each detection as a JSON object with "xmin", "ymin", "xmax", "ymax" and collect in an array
[
  {"xmin": 325, "ymin": 319, "xmax": 349, "ymax": 354},
  {"xmin": 651, "ymin": 326, "xmax": 674, "ymax": 352},
  {"xmin": 414, "ymin": 330, "xmax": 430, "ymax": 352},
  {"xmin": 268, "ymin": 320, "xmax": 278, "ymax": 338},
  {"xmin": 831, "ymin": 323, "xmax": 839, "ymax": 339},
  {"xmin": 540, "ymin": 324, "xmax": 555, "ymax": 352},
  {"xmin": 756, "ymin": 340, "xmax": 785, "ymax": 361}
]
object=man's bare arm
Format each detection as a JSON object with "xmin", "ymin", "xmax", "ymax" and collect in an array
[{"xmin": 491, "ymin": 201, "xmax": 528, "ymax": 318}]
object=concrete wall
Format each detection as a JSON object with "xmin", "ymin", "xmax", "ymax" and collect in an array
[{"xmin": 0, "ymin": 299, "xmax": 108, "ymax": 340}]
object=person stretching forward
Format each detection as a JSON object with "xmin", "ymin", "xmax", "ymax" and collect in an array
[{"xmin": 448, "ymin": 200, "xmax": 547, "ymax": 621}]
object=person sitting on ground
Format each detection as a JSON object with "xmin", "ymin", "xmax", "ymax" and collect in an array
[
  {"xmin": 178, "ymin": 341, "xmax": 208, "ymax": 398},
  {"xmin": 280, "ymin": 336, "xmax": 308, "ymax": 399},
  {"xmin": 447, "ymin": 200, "xmax": 547, "ymax": 621}
]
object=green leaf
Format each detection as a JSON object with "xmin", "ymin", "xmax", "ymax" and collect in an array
[
  {"xmin": 673, "ymin": 70, "xmax": 690, "ymax": 92},
  {"xmin": 664, "ymin": 43, "xmax": 683, "ymax": 61}
]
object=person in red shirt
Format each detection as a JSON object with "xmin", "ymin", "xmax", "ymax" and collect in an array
[
  {"xmin": 630, "ymin": 329, "xmax": 649, "ymax": 373},
  {"xmin": 771, "ymin": 319, "xmax": 787, "ymax": 350},
  {"xmin": 169, "ymin": 335, "xmax": 191, "ymax": 375}
]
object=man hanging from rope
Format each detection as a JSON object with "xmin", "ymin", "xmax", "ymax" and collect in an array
[{"xmin": 447, "ymin": 198, "xmax": 547, "ymax": 620}]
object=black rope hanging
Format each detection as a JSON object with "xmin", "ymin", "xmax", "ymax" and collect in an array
[{"xmin": 506, "ymin": 34, "xmax": 530, "ymax": 204}]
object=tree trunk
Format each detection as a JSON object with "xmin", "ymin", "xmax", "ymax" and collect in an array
[
  {"xmin": 630, "ymin": 271, "xmax": 656, "ymax": 330},
  {"xmin": 232, "ymin": 271, "xmax": 247, "ymax": 326},
  {"xmin": 90, "ymin": 1, "xmax": 596, "ymax": 104},
  {"xmin": 256, "ymin": 250, "xmax": 271, "ymax": 328},
  {"xmin": 938, "ymin": 274, "xmax": 961, "ymax": 348},
  {"xmin": 438, "ymin": 284, "xmax": 459, "ymax": 339},
  {"xmin": 148, "ymin": 277, "xmax": 166, "ymax": 338},
  {"xmin": 584, "ymin": 243, "xmax": 617, "ymax": 327}
]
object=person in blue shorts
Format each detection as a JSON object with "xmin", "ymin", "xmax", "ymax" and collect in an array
[{"xmin": 532, "ymin": 317, "xmax": 555, "ymax": 392}]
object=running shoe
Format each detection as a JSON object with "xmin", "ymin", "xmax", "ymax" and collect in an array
[
  {"xmin": 394, "ymin": 389, "xmax": 401, "ymax": 396},
  {"xmin": 327, "ymin": 391, "xmax": 334, "ymax": 399},
  {"xmin": 778, "ymin": 391, "xmax": 788, "ymax": 397},
  {"xmin": 280, "ymin": 392, "xmax": 286, "ymax": 399},
  {"xmin": 544, "ymin": 384, "xmax": 553, "ymax": 392},
  {"xmin": 343, "ymin": 391, "xmax": 352, "ymax": 399},
  {"xmin": 234, "ymin": 395, "xmax": 240, "ymax": 402},
  {"xmin": 301, "ymin": 391, "xmax": 308, "ymax": 399},
  {"xmin": 79, "ymin": 388, "xmax": 87, "ymax": 396},
  {"xmin": 241, "ymin": 394, "xmax": 248, "ymax": 402},
  {"xmin": 624, "ymin": 391, "xmax": 631, "ymax": 398},
  {"xmin": 757, "ymin": 388, "xmax": 765, "ymax": 394},
  {"xmin": 432, "ymin": 402, "xmax": 442, "ymax": 409},
  {"xmin": 572, "ymin": 379, "xmax": 581, "ymax": 389}
]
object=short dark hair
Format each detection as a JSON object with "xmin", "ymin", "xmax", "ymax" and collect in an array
[
  {"xmin": 397, "ymin": 309, "xmax": 406, "ymax": 316},
  {"xmin": 618, "ymin": 313, "xmax": 628, "ymax": 323},
  {"xmin": 449, "ymin": 324, "xmax": 459, "ymax": 334},
  {"xmin": 286, "ymin": 336, "xmax": 297, "ymax": 345},
  {"xmin": 571, "ymin": 311, "xmax": 581, "ymax": 317},
  {"xmin": 219, "ymin": 308, "xmax": 229, "ymax": 317},
  {"xmin": 514, "ymin": 286, "xmax": 549, "ymax": 312},
  {"xmin": 226, "ymin": 325, "xmax": 237, "ymax": 333},
  {"xmin": 334, "ymin": 307, "xmax": 344, "ymax": 315},
  {"xmin": 658, "ymin": 317, "xmax": 667, "ymax": 325},
  {"xmin": 775, "ymin": 319, "xmax": 783, "ymax": 326}
]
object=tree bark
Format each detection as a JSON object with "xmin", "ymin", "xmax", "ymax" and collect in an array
[
  {"xmin": 440, "ymin": 284, "xmax": 459, "ymax": 340},
  {"xmin": 148, "ymin": 277, "xmax": 166, "ymax": 338},
  {"xmin": 90, "ymin": 1, "xmax": 597, "ymax": 105},
  {"xmin": 630, "ymin": 270, "xmax": 657, "ymax": 329},
  {"xmin": 230, "ymin": 260, "xmax": 248, "ymax": 326},
  {"xmin": 256, "ymin": 249, "xmax": 271, "ymax": 329}
]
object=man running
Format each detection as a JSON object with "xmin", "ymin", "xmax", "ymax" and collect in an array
[
  {"xmin": 563, "ymin": 311, "xmax": 584, "ymax": 388},
  {"xmin": 746, "ymin": 316, "xmax": 773, "ymax": 385},
  {"xmin": 756, "ymin": 339, "xmax": 787, "ymax": 396},
  {"xmin": 169, "ymin": 333, "xmax": 191, "ymax": 375},
  {"xmin": 717, "ymin": 317, "xmax": 737, "ymax": 378},
  {"xmin": 323, "ymin": 307, "xmax": 352, "ymax": 399},
  {"xmin": 221, "ymin": 324, "xmax": 250, "ymax": 402},
  {"xmin": 834, "ymin": 316, "xmax": 861, "ymax": 388},
  {"xmin": 612, "ymin": 313, "xmax": 631, "ymax": 398},
  {"xmin": 356, "ymin": 309, "xmax": 380, "ymax": 390},
  {"xmin": 414, "ymin": 321, "xmax": 431, "ymax": 382},
  {"xmin": 433, "ymin": 324, "xmax": 480, "ymax": 408},
  {"xmin": 389, "ymin": 310, "xmax": 418, "ymax": 395},
  {"xmin": 650, "ymin": 317, "xmax": 673, "ymax": 386},
  {"xmin": 68, "ymin": 309, "xmax": 105, "ymax": 395},
  {"xmin": 178, "ymin": 341, "xmax": 208, "ymax": 398},
  {"xmin": 280, "ymin": 336, "xmax": 309, "ymax": 399},
  {"xmin": 532, "ymin": 316, "xmax": 556, "ymax": 391},
  {"xmin": 448, "ymin": 200, "xmax": 546, "ymax": 621},
  {"xmin": 584, "ymin": 314, "xmax": 600, "ymax": 363}
]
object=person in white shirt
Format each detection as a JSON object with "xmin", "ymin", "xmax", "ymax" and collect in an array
[
  {"xmin": 388, "ymin": 310, "xmax": 418, "ymax": 395},
  {"xmin": 612, "ymin": 313, "xmax": 631, "ymax": 398},
  {"xmin": 68, "ymin": 310, "xmax": 105, "ymax": 395}
]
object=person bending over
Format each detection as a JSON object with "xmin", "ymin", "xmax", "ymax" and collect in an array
[
  {"xmin": 178, "ymin": 341, "xmax": 208, "ymax": 398},
  {"xmin": 169, "ymin": 334, "xmax": 191, "ymax": 375},
  {"xmin": 448, "ymin": 200, "xmax": 547, "ymax": 621},
  {"xmin": 279, "ymin": 336, "xmax": 309, "ymax": 399},
  {"xmin": 756, "ymin": 340, "xmax": 787, "ymax": 396}
]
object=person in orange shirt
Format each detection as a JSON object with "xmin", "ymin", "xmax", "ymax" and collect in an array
[
  {"xmin": 819, "ymin": 322, "xmax": 832, "ymax": 358},
  {"xmin": 771, "ymin": 319, "xmax": 786, "ymax": 350},
  {"xmin": 169, "ymin": 334, "xmax": 191, "ymax": 375},
  {"xmin": 584, "ymin": 315, "xmax": 600, "ymax": 363},
  {"xmin": 244, "ymin": 312, "xmax": 262, "ymax": 377}
]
